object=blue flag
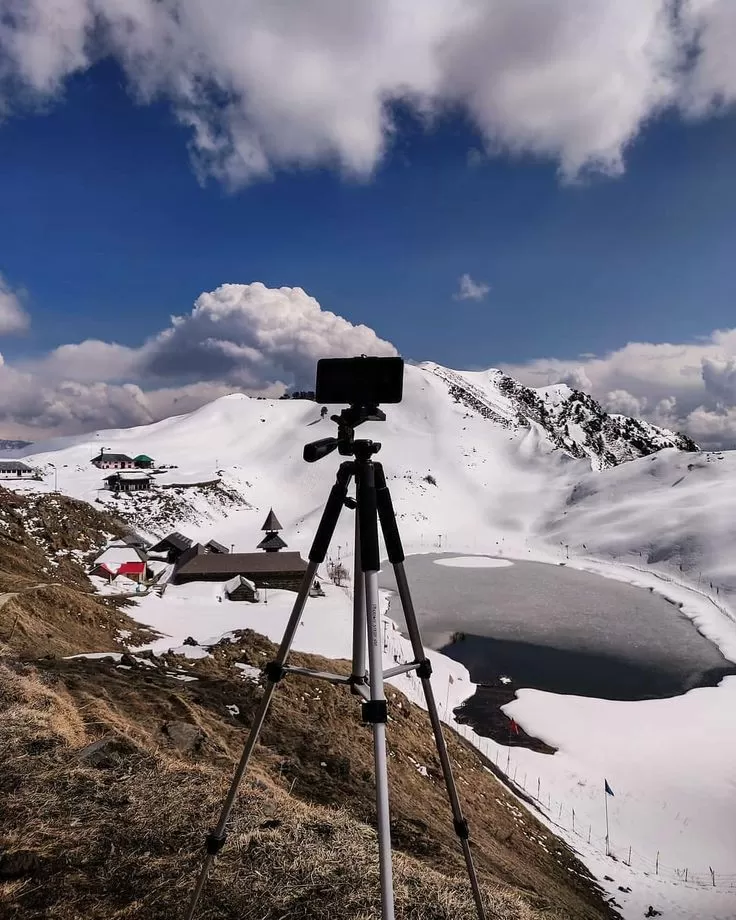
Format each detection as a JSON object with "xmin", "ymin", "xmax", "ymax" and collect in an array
[{"xmin": 604, "ymin": 779, "xmax": 614, "ymax": 797}]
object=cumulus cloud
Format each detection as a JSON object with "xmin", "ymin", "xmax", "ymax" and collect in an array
[
  {"xmin": 0, "ymin": 282, "xmax": 396, "ymax": 437},
  {"xmin": 1, "ymin": 1, "xmax": 736, "ymax": 185},
  {"xmin": 0, "ymin": 274, "xmax": 29, "ymax": 334},
  {"xmin": 504, "ymin": 328, "xmax": 736, "ymax": 449},
  {"xmin": 454, "ymin": 273, "xmax": 490, "ymax": 302},
  {"xmin": 139, "ymin": 282, "xmax": 396, "ymax": 386}
]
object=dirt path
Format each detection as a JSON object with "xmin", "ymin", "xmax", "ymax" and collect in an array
[{"xmin": 0, "ymin": 583, "xmax": 57, "ymax": 610}]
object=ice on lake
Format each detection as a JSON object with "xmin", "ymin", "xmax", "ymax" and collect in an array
[{"xmin": 379, "ymin": 554, "xmax": 736, "ymax": 699}]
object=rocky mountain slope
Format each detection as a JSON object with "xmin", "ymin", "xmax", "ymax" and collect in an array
[{"xmin": 423, "ymin": 363, "xmax": 697, "ymax": 471}]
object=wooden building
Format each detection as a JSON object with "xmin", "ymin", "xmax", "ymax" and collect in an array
[
  {"xmin": 173, "ymin": 551, "xmax": 308, "ymax": 591},
  {"xmin": 149, "ymin": 532, "xmax": 193, "ymax": 563},
  {"xmin": 104, "ymin": 471, "xmax": 152, "ymax": 492},
  {"xmin": 224, "ymin": 575, "xmax": 259, "ymax": 602}
]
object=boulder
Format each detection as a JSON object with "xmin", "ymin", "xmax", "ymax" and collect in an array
[{"xmin": 162, "ymin": 721, "xmax": 206, "ymax": 754}]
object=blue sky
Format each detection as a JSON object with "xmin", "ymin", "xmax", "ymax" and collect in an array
[
  {"xmin": 2, "ymin": 59, "xmax": 736, "ymax": 373},
  {"xmin": 1, "ymin": 1, "xmax": 736, "ymax": 445}
]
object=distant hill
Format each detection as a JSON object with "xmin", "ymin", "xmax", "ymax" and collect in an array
[{"xmin": 0, "ymin": 438, "xmax": 32, "ymax": 451}]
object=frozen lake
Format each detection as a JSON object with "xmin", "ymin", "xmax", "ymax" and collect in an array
[{"xmin": 379, "ymin": 554, "xmax": 736, "ymax": 700}]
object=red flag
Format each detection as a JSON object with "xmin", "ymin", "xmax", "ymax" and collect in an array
[{"xmin": 509, "ymin": 718, "xmax": 520, "ymax": 735}]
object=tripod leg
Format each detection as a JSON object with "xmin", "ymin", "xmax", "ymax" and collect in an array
[
  {"xmin": 375, "ymin": 464, "xmax": 488, "ymax": 920},
  {"xmin": 185, "ymin": 463, "xmax": 353, "ymax": 920},
  {"xmin": 356, "ymin": 460, "xmax": 396, "ymax": 920}
]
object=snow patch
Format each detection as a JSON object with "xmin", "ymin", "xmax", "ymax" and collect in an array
[{"xmin": 433, "ymin": 555, "xmax": 513, "ymax": 569}]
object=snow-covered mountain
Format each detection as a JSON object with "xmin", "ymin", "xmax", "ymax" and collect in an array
[
  {"xmin": 426, "ymin": 362, "xmax": 697, "ymax": 470},
  {"xmin": 9, "ymin": 359, "xmax": 731, "ymax": 600},
  {"xmin": 0, "ymin": 438, "xmax": 32, "ymax": 452},
  {"xmin": 3, "ymin": 360, "xmax": 707, "ymax": 548}
]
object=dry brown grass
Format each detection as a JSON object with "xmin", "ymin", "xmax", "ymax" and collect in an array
[
  {"xmin": 0, "ymin": 490, "xmax": 616, "ymax": 919},
  {"xmin": 0, "ymin": 486, "xmax": 153, "ymax": 658},
  {"xmin": 16, "ymin": 636, "xmax": 616, "ymax": 920},
  {"xmin": 0, "ymin": 659, "xmax": 566, "ymax": 920}
]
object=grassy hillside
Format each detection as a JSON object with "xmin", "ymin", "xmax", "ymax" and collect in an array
[{"xmin": 0, "ymin": 487, "xmax": 617, "ymax": 920}]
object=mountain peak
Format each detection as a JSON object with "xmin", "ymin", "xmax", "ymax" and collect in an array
[{"xmin": 421, "ymin": 362, "xmax": 698, "ymax": 471}]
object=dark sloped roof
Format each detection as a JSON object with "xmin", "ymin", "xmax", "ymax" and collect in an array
[
  {"xmin": 149, "ymin": 531, "xmax": 192, "ymax": 553},
  {"xmin": 205, "ymin": 539, "xmax": 230, "ymax": 554},
  {"xmin": 175, "ymin": 551, "xmax": 307, "ymax": 577},
  {"xmin": 257, "ymin": 533, "xmax": 288, "ymax": 552},
  {"xmin": 261, "ymin": 508, "xmax": 283, "ymax": 531},
  {"xmin": 134, "ymin": 454, "xmax": 154, "ymax": 462},
  {"xmin": 92, "ymin": 453, "xmax": 134, "ymax": 463},
  {"xmin": 175, "ymin": 543, "xmax": 206, "ymax": 568},
  {"xmin": 0, "ymin": 460, "xmax": 32, "ymax": 472}
]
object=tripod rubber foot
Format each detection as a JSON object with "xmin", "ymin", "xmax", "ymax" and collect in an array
[
  {"xmin": 362, "ymin": 700, "xmax": 388, "ymax": 724},
  {"xmin": 453, "ymin": 818, "xmax": 470, "ymax": 840},
  {"xmin": 205, "ymin": 831, "xmax": 227, "ymax": 855}
]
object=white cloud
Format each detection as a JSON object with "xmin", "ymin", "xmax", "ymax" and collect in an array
[
  {"xmin": 454, "ymin": 273, "xmax": 490, "ymax": 302},
  {"xmin": 25, "ymin": 340, "xmax": 140, "ymax": 382},
  {"xmin": 138, "ymin": 282, "xmax": 397, "ymax": 386},
  {"xmin": 0, "ymin": 274, "xmax": 29, "ymax": 334},
  {"xmin": 4, "ymin": 278, "xmax": 736, "ymax": 450},
  {"xmin": 0, "ymin": 1, "xmax": 736, "ymax": 185},
  {"xmin": 504, "ymin": 328, "xmax": 736, "ymax": 449},
  {"xmin": 0, "ymin": 282, "xmax": 397, "ymax": 437}
]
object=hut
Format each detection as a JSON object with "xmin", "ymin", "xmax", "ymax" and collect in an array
[
  {"xmin": 104, "ymin": 471, "xmax": 152, "ymax": 492},
  {"xmin": 134, "ymin": 454, "xmax": 155, "ymax": 469},
  {"xmin": 149, "ymin": 532, "xmax": 192, "ymax": 563},
  {"xmin": 89, "ymin": 545, "xmax": 149, "ymax": 583},
  {"xmin": 224, "ymin": 575, "xmax": 259, "ymax": 602}
]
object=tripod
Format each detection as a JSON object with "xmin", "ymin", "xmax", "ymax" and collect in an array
[{"xmin": 185, "ymin": 407, "xmax": 487, "ymax": 920}]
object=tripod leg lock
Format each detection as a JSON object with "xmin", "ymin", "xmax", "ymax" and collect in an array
[
  {"xmin": 415, "ymin": 658, "xmax": 433, "ymax": 679},
  {"xmin": 264, "ymin": 661, "xmax": 286, "ymax": 683},
  {"xmin": 453, "ymin": 817, "xmax": 470, "ymax": 840},
  {"xmin": 361, "ymin": 700, "xmax": 388, "ymax": 724},
  {"xmin": 205, "ymin": 831, "xmax": 227, "ymax": 855}
]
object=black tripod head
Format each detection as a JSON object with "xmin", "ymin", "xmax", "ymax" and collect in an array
[{"xmin": 303, "ymin": 404, "xmax": 385, "ymax": 463}]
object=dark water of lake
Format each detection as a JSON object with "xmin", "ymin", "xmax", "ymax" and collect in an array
[{"xmin": 378, "ymin": 554, "xmax": 736, "ymax": 702}]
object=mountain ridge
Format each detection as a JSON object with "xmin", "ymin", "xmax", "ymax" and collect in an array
[{"xmin": 421, "ymin": 362, "xmax": 697, "ymax": 471}]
